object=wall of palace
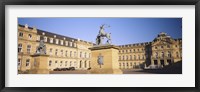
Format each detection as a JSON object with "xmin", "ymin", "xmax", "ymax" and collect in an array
[{"xmin": 18, "ymin": 24, "xmax": 182, "ymax": 71}]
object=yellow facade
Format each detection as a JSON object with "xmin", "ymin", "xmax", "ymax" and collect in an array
[{"xmin": 18, "ymin": 24, "xmax": 182, "ymax": 72}]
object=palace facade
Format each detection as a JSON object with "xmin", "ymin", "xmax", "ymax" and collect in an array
[{"xmin": 18, "ymin": 24, "xmax": 182, "ymax": 71}]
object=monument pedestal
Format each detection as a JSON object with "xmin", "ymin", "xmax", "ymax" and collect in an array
[
  {"xmin": 30, "ymin": 54, "xmax": 50, "ymax": 74},
  {"xmin": 88, "ymin": 45, "xmax": 122, "ymax": 74}
]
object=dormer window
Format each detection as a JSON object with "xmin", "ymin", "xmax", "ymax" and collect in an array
[
  {"xmin": 44, "ymin": 37, "xmax": 47, "ymax": 42},
  {"xmin": 56, "ymin": 39, "xmax": 59, "ymax": 44},
  {"xmin": 50, "ymin": 38, "xmax": 53, "ymax": 43},
  {"xmin": 70, "ymin": 42, "xmax": 72, "ymax": 47},
  {"xmin": 60, "ymin": 40, "xmax": 63, "ymax": 45},
  {"xmin": 74, "ymin": 43, "xmax": 76, "ymax": 47},
  {"xmin": 65, "ymin": 41, "xmax": 68, "ymax": 46}
]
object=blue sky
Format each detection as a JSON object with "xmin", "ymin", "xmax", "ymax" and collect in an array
[{"xmin": 18, "ymin": 18, "xmax": 182, "ymax": 45}]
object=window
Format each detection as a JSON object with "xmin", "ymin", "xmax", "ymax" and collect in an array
[
  {"xmin": 70, "ymin": 42, "xmax": 72, "ymax": 47},
  {"xmin": 70, "ymin": 51, "xmax": 72, "ymax": 57},
  {"xmin": 55, "ymin": 49, "xmax": 58, "ymax": 56},
  {"xmin": 155, "ymin": 46, "xmax": 158, "ymax": 49},
  {"xmin": 61, "ymin": 50, "xmax": 63, "ymax": 56},
  {"xmin": 27, "ymin": 45, "xmax": 31, "ymax": 54},
  {"xmin": 74, "ymin": 43, "xmax": 77, "ymax": 47},
  {"xmin": 65, "ymin": 51, "xmax": 68, "ymax": 57},
  {"xmin": 130, "ymin": 55, "xmax": 132, "ymax": 60},
  {"xmin": 138, "ymin": 55, "xmax": 140, "ymax": 60},
  {"xmin": 65, "ymin": 41, "xmax": 68, "ymax": 46},
  {"xmin": 80, "ymin": 52, "xmax": 82, "ymax": 58},
  {"xmin": 49, "ymin": 60, "xmax": 52, "ymax": 66},
  {"xmin": 85, "ymin": 52, "xmax": 87, "ymax": 58},
  {"xmin": 127, "ymin": 63, "xmax": 129, "ymax": 66},
  {"xmin": 161, "ymin": 46, "xmax": 163, "ymax": 49},
  {"xmin": 123, "ymin": 56, "xmax": 125, "ymax": 60},
  {"xmin": 134, "ymin": 55, "xmax": 136, "ymax": 60},
  {"xmin": 126, "ymin": 55, "xmax": 128, "ymax": 60},
  {"xmin": 44, "ymin": 37, "xmax": 47, "ymax": 42},
  {"xmin": 133, "ymin": 49, "xmax": 135, "ymax": 52},
  {"xmin": 50, "ymin": 38, "xmax": 53, "ymax": 43},
  {"xmin": 70, "ymin": 61, "xmax": 72, "ymax": 66},
  {"xmin": 18, "ymin": 44, "xmax": 22, "ymax": 53},
  {"xmin": 56, "ymin": 39, "xmax": 59, "ymax": 44},
  {"xmin": 18, "ymin": 59, "xmax": 21, "ymax": 67},
  {"xmin": 175, "ymin": 45, "xmax": 178, "ymax": 48},
  {"xmin": 138, "ymin": 49, "xmax": 139, "ymax": 52},
  {"xmin": 130, "ymin": 49, "xmax": 132, "ymax": 53},
  {"xmin": 26, "ymin": 59, "xmax": 30, "ymax": 67},
  {"xmin": 168, "ymin": 51, "xmax": 171, "ymax": 57},
  {"xmin": 161, "ymin": 52, "xmax": 164, "ymax": 58},
  {"xmin": 60, "ymin": 61, "xmax": 63, "ymax": 66},
  {"xmin": 65, "ymin": 61, "xmax": 68, "ymax": 66},
  {"xmin": 19, "ymin": 32, "xmax": 23, "ymax": 37},
  {"xmin": 130, "ymin": 62, "xmax": 133, "ymax": 66},
  {"xmin": 74, "ymin": 51, "xmax": 76, "ymax": 57},
  {"xmin": 119, "ymin": 63, "xmax": 121, "ymax": 66},
  {"xmin": 49, "ymin": 48, "xmax": 53, "ymax": 55},
  {"xmin": 60, "ymin": 40, "xmax": 63, "ymax": 45},
  {"xmin": 155, "ymin": 52, "xmax": 158, "ymax": 58},
  {"xmin": 28, "ymin": 34, "xmax": 32, "ymax": 39},
  {"xmin": 119, "ymin": 56, "xmax": 121, "ymax": 60}
]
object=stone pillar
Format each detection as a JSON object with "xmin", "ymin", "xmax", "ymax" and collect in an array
[
  {"xmin": 88, "ymin": 45, "xmax": 122, "ymax": 74},
  {"xmin": 30, "ymin": 54, "xmax": 50, "ymax": 74}
]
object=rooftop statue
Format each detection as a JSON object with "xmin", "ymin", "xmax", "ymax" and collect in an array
[
  {"xmin": 35, "ymin": 40, "xmax": 46, "ymax": 55},
  {"xmin": 96, "ymin": 24, "xmax": 112, "ymax": 45}
]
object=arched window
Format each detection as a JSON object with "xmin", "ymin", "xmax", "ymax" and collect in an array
[{"xmin": 28, "ymin": 34, "xmax": 32, "ymax": 39}]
